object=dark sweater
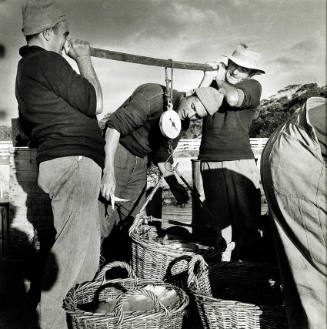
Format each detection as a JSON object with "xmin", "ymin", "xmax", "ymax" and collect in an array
[
  {"xmin": 199, "ymin": 79, "xmax": 261, "ymax": 161},
  {"xmin": 15, "ymin": 46, "xmax": 104, "ymax": 168},
  {"xmin": 105, "ymin": 83, "xmax": 187, "ymax": 164}
]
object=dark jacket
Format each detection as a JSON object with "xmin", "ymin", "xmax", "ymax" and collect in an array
[{"xmin": 15, "ymin": 46, "xmax": 105, "ymax": 168}]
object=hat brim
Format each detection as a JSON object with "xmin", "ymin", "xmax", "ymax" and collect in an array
[{"xmin": 226, "ymin": 55, "xmax": 265, "ymax": 74}]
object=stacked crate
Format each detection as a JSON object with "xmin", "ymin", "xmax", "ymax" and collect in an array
[{"xmin": 5, "ymin": 146, "xmax": 52, "ymax": 258}]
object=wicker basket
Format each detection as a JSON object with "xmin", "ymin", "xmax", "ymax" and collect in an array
[
  {"xmin": 128, "ymin": 214, "xmax": 219, "ymax": 280},
  {"xmin": 187, "ymin": 255, "xmax": 288, "ymax": 329},
  {"xmin": 63, "ymin": 262, "xmax": 189, "ymax": 329}
]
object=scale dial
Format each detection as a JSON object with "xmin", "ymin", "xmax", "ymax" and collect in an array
[{"xmin": 159, "ymin": 109, "xmax": 182, "ymax": 139}]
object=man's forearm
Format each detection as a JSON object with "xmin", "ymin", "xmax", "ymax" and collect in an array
[
  {"xmin": 104, "ymin": 128, "xmax": 120, "ymax": 171},
  {"xmin": 76, "ymin": 56, "xmax": 103, "ymax": 114},
  {"xmin": 216, "ymin": 80, "xmax": 244, "ymax": 107},
  {"xmin": 157, "ymin": 162, "xmax": 174, "ymax": 177},
  {"xmin": 198, "ymin": 73, "xmax": 214, "ymax": 87}
]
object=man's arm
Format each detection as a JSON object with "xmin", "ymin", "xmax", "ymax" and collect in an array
[
  {"xmin": 66, "ymin": 39, "xmax": 103, "ymax": 114},
  {"xmin": 101, "ymin": 128, "xmax": 120, "ymax": 201},
  {"xmin": 157, "ymin": 161, "xmax": 189, "ymax": 206},
  {"xmin": 76, "ymin": 57, "xmax": 103, "ymax": 114},
  {"xmin": 217, "ymin": 81, "xmax": 244, "ymax": 107},
  {"xmin": 157, "ymin": 161, "xmax": 173, "ymax": 178},
  {"xmin": 215, "ymin": 63, "xmax": 244, "ymax": 107},
  {"xmin": 198, "ymin": 62, "xmax": 218, "ymax": 87}
]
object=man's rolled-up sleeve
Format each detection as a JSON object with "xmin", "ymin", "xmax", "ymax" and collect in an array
[
  {"xmin": 105, "ymin": 93, "xmax": 149, "ymax": 136},
  {"xmin": 41, "ymin": 53, "xmax": 96, "ymax": 116},
  {"xmin": 237, "ymin": 79, "xmax": 262, "ymax": 109}
]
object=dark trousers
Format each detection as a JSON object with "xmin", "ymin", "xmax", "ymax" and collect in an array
[
  {"xmin": 200, "ymin": 159, "xmax": 262, "ymax": 260},
  {"xmin": 100, "ymin": 144, "xmax": 147, "ymax": 262}
]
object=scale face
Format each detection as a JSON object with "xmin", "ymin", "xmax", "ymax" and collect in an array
[{"xmin": 159, "ymin": 109, "xmax": 182, "ymax": 139}]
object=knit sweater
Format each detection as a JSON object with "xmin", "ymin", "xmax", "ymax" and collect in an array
[
  {"xmin": 105, "ymin": 83, "xmax": 187, "ymax": 164},
  {"xmin": 15, "ymin": 46, "xmax": 105, "ymax": 168},
  {"xmin": 199, "ymin": 79, "xmax": 262, "ymax": 161}
]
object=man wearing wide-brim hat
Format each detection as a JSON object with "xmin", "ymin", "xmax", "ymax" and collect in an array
[
  {"xmin": 197, "ymin": 43, "xmax": 266, "ymax": 261},
  {"xmin": 16, "ymin": 1, "xmax": 104, "ymax": 328}
]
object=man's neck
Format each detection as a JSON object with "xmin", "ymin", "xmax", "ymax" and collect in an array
[{"xmin": 27, "ymin": 39, "xmax": 51, "ymax": 52}]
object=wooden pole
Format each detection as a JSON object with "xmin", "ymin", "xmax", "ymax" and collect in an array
[{"xmin": 90, "ymin": 47, "xmax": 216, "ymax": 71}]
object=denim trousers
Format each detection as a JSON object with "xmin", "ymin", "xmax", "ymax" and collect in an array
[
  {"xmin": 37, "ymin": 156, "xmax": 101, "ymax": 329},
  {"xmin": 261, "ymin": 99, "xmax": 327, "ymax": 329}
]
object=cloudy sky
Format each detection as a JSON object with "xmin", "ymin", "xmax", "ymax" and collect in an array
[{"xmin": 0, "ymin": 0, "xmax": 326, "ymax": 124}]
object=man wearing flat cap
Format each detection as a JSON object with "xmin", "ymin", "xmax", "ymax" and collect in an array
[
  {"xmin": 16, "ymin": 1, "xmax": 104, "ymax": 328},
  {"xmin": 100, "ymin": 83, "xmax": 223, "ymax": 256},
  {"xmin": 198, "ymin": 43, "xmax": 265, "ymax": 261}
]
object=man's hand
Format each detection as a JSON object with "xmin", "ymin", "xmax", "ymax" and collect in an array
[
  {"xmin": 198, "ymin": 61, "xmax": 219, "ymax": 87},
  {"xmin": 204, "ymin": 61, "xmax": 219, "ymax": 79},
  {"xmin": 216, "ymin": 62, "xmax": 227, "ymax": 83},
  {"xmin": 101, "ymin": 168, "xmax": 116, "ymax": 202},
  {"xmin": 165, "ymin": 175, "xmax": 189, "ymax": 206},
  {"xmin": 64, "ymin": 38, "xmax": 91, "ymax": 60}
]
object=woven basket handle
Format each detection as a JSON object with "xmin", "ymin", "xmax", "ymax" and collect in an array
[
  {"xmin": 113, "ymin": 288, "xmax": 169, "ymax": 325},
  {"xmin": 95, "ymin": 261, "xmax": 137, "ymax": 283},
  {"xmin": 128, "ymin": 213, "xmax": 148, "ymax": 236},
  {"xmin": 128, "ymin": 174, "xmax": 164, "ymax": 237},
  {"xmin": 187, "ymin": 254, "xmax": 208, "ymax": 290},
  {"xmin": 128, "ymin": 213, "xmax": 162, "ymax": 237}
]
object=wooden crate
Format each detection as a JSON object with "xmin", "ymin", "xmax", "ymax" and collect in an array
[{"xmin": 2, "ymin": 146, "xmax": 53, "ymax": 259}]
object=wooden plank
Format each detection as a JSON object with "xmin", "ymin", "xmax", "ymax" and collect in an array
[
  {"xmin": 0, "ymin": 164, "xmax": 9, "ymax": 203},
  {"xmin": 9, "ymin": 181, "xmax": 44, "ymax": 195},
  {"xmin": 9, "ymin": 148, "xmax": 37, "ymax": 160},
  {"xmin": 0, "ymin": 204, "xmax": 9, "ymax": 258},
  {"xmin": 9, "ymin": 170, "xmax": 38, "ymax": 183},
  {"xmin": 91, "ymin": 47, "xmax": 216, "ymax": 71},
  {"xmin": 6, "ymin": 147, "xmax": 52, "ymax": 257},
  {"xmin": 9, "ymin": 193, "xmax": 49, "ymax": 205},
  {"xmin": 0, "ymin": 155, "xmax": 9, "ymax": 165},
  {"xmin": 12, "ymin": 205, "xmax": 52, "ymax": 216},
  {"xmin": 10, "ymin": 159, "xmax": 37, "ymax": 171}
]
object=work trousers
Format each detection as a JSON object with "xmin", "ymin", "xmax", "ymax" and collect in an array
[
  {"xmin": 200, "ymin": 159, "xmax": 262, "ymax": 260},
  {"xmin": 37, "ymin": 156, "xmax": 101, "ymax": 329},
  {"xmin": 100, "ymin": 144, "xmax": 147, "ymax": 261},
  {"xmin": 261, "ymin": 99, "xmax": 327, "ymax": 329}
]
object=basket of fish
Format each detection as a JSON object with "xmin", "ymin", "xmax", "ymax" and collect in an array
[
  {"xmin": 63, "ymin": 261, "xmax": 189, "ymax": 329},
  {"xmin": 128, "ymin": 214, "xmax": 220, "ymax": 281}
]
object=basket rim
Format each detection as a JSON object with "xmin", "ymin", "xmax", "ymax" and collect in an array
[
  {"xmin": 130, "ymin": 229, "xmax": 197, "ymax": 257},
  {"xmin": 189, "ymin": 286, "xmax": 284, "ymax": 309},
  {"xmin": 187, "ymin": 256, "xmax": 284, "ymax": 310},
  {"xmin": 129, "ymin": 215, "xmax": 216, "ymax": 258},
  {"xmin": 63, "ymin": 278, "xmax": 189, "ymax": 318}
]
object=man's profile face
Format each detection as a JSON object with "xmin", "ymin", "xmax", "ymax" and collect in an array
[
  {"xmin": 50, "ymin": 20, "xmax": 69, "ymax": 55},
  {"xmin": 177, "ymin": 96, "xmax": 207, "ymax": 121},
  {"xmin": 226, "ymin": 60, "xmax": 251, "ymax": 85}
]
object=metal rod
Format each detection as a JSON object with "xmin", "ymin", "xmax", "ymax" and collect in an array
[{"xmin": 90, "ymin": 47, "xmax": 216, "ymax": 71}]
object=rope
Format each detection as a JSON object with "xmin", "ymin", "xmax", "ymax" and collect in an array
[
  {"xmin": 164, "ymin": 59, "xmax": 174, "ymax": 111},
  {"xmin": 163, "ymin": 59, "xmax": 177, "ymax": 171}
]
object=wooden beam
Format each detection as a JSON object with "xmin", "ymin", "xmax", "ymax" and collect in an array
[{"xmin": 90, "ymin": 47, "xmax": 216, "ymax": 71}]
